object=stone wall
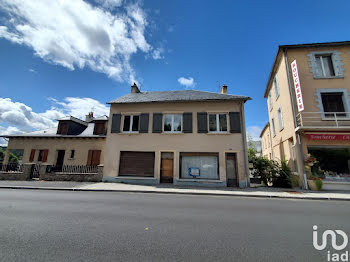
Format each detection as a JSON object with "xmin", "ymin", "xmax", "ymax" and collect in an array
[{"xmin": 0, "ymin": 164, "xmax": 32, "ymax": 180}]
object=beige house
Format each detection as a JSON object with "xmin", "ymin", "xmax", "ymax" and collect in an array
[
  {"xmin": 103, "ymin": 84, "xmax": 251, "ymax": 187},
  {"xmin": 2, "ymin": 114, "xmax": 107, "ymax": 167},
  {"xmin": 261, "ymin": 41, "xmax": 350, "ymax": 189}
]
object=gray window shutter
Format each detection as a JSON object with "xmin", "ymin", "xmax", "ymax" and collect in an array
[
  {"xmin": 152, "ymin": 113, "xmax": 162, "ymax": 133},
  {"xmin": 111, "ymin": 114, "xmax": 121, "ymax": 133},
  {"xmin": 183, "ymin": 112, "xmax": 192, "ymax": 133},
  {"xmin": 197, "ymin": 112, "xmax": 208, "ymax": 133},
  {"xmin": 139, "ymin": 113, "xmax": 149, "ymax": 133},
  {"xmin": 229, "ymin": 112, "xmax": 241, "ymax": 133}
]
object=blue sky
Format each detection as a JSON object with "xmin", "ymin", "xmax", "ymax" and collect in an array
[{"xmin": 0, "ymin": 0, "xmax": 349, "ymax": 143}]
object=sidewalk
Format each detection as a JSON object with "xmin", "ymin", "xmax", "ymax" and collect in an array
[{"xmin": 0, "ymin": 180, "xmax": 349, "ymax": 201}]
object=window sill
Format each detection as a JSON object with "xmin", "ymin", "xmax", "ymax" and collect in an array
[
  {"xmin": 207, "ymin": 132, "xmax": 230, "ymax": 135},
  {"xmin": 279, "ymin": 127, "xmax": 284, "ymax": 132},
  {"xmin": 275, "ymin": 94, "xmax": 280, "ymax": 101},
  {"xmin": 68, "ymin": 158, "xmax": 75, "ymax": 160},
  {"xmin": 313, "ymin": 76, "xmax": 344, "ymax": 80},
  {"xmin": 161, "ymin": 132, "xmax": 184, "ymax": 135},
  {"xmin": 120, "ymin": 132, "xmax": 140, "ymax": 135}
]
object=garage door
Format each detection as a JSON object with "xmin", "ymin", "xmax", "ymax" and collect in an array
[{"xmin": 119, "ymin": 151, "xmax": 155, "ymax": 177}]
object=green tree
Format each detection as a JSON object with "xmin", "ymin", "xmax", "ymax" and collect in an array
[{"xmin": 251, "ymin": 156, "xmax": 280, "ymax": 186}]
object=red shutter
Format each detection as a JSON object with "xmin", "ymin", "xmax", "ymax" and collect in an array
[
  {"xmin": 42, "ymin": 149, "xmax": 49, "ymax": 162},
  {"xmin": 29, "ymin": 149, "xmax": 35, "ymax": 162}
]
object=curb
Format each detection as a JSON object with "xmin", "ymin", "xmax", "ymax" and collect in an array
[{"xmin": 0, "ymin": 186, "xmax": 349, "ymax": 201}]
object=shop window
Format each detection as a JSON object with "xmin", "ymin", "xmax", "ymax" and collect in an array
[
  {"xmin": 163, "ymin": 114, "xmax": 182, "ymax": 132},
  {"xmin": 180, "ymin": 152, "xmax": 219, "ymax": 180},
  {"xmin": 321, "ymin": 92, "xmax": 346, "ymax": 118},
  {"xmin": 123, "ymin": 115, "xmax": 139, "ymax": 132},
  {"xmin": 208, "ymin": 113, "xmax": 227, "ymax": 132}
]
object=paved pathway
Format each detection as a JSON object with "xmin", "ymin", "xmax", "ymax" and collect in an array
[{"xmin": 0, "ymin": 180, "xmax": 349, "ymax": 201}]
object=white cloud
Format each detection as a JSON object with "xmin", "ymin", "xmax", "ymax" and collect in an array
[
  {"xmin": 0, "ymin": 97, "xmax": 109, "ymax": 145},
  {"xmin": 0, "ymin": 126, "xmax": 22, "ymax": 146},
  {"xmin": 28, "ymin": 68, "xmax": 37, "ymax": 73},
  {"xmin": 0, "ymin": 0, "xmax": 152, "ymax": 82},
  {"xmin": 94, "ymin": 0, "xmax": 123, "ymax": 10},
  {"xmin": 246, "ymin": 125, "xmax": 262, "ymax": 141},
  {"xmin": 178, "ymin": 77, "xmax": 195, "ymax": 88},
  {"xmin": 151, "ymin": 47, "xmax": 164, "ymax": 60}
]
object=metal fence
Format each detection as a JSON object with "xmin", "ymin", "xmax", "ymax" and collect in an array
[
  {"xmin": 296, "ymin": 112, "xmax": 350, "ymax": 128},
  {"xmin": 47, "ymin": 165, "xmax": 98, "ymax": 174},
  {"xmin": 0, "ymin": 163, "xmax": 23, "ymax": 172}
]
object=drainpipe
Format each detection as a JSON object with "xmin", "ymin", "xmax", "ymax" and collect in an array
[
  {"xmin": 240, "ymin": 101, "xmax": 250, "ymax": 188},
  {"xmin": 284, "ymin": 49, "xmax": 308, "ymax": 189}
]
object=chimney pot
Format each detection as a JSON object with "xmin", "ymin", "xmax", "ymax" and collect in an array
[
  {"xmin": 131, "ymin": 83, "xmax": 140, "ymax": 93},
  {"xmin": 220, "ymin": 84, "xmax": 228, "ymax": 94},
  {"xmin": 85, "ymin": 112, "xmax": 94, "ymax": 122}
]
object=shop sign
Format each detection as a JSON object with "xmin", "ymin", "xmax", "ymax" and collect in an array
[
  {"xmin": 291, "ymin": 60, "xmax": 304, "ymax": 112},
  {"xmin": 188, "ymin": 167, "xmax": 200, "ymax": 177},
  {"xmin": 306, "ymin": 134, "xmax": 350, "ymax": 140}
]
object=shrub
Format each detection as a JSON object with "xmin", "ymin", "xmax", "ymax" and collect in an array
[
  {"xmin": 251, "ymin": 156, "xmax": 280, "ymax": 186},
  {"xmin": 272, "ymin": 159, "xmax": 292, "ymax": 188},
  {"xmin": 314, "ymin": 178, "xmax": 323, "ymax": 191}
]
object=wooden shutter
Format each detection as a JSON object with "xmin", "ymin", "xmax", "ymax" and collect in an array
[
  {"xmin": 42, "ymin": 150, "xmax": 49, "ymax": 162},
  {"xmin": 197, "ymin": 112, "xmax": 208, "ymax": 133},
  {"xmin": 183, "ymin": 112, "xmax": 192, "ymax": 133},
  {"xmin": 139, "ymin": 113, "xmax": 149, "ymax": 133},
  {"xmin": 152, "ymin": 113, "xmax": 162, "ymax": 133},
  {"xmin": 229, "ymin": 112, "xmax": 241, "ymax": 133},
  {"xmin": 92, "ymin": 150, "xmax": 101, "ymax": 166},
  {"xmin": 111, "ymin": 114, "xmax": 121, "ymax": 133},
  {"xmin": 29, "ymin": 149, "xmax": 35, "ymax": 162},
  {"xmin": 87, "ymin": 150, "xmax": 93, "ymax": 165}
]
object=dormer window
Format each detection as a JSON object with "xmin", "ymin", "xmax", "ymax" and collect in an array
[
  {"xmin": 57, "ymin": 122, "xmax": 68, "ymax": 135},
  {"xmin": 93, "ymin": 121, "xmax": 106, "ymax": 135}
]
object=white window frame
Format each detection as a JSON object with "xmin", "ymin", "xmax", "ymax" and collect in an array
[
  {"xmin": 271, "ymin": 118, "xmax": 276, "ymax": 137},
  {"xmin": 268, "ymin": 91, "xmax": 273, "ymax": 111},
  {"xmin": 122, "ymin": 115, "xmax": 139, "ymax": 133},
  {"xmin": 277, "ymin": 106, "xmax": 284, "ymax": 131},
  {"xmin": 163, "ymin": 114, "xmax": 182, "ymax": 133},
  {"xmin": 208, "ymin": 113, "xmax": 228, "ymax": 133},
  {"xmin": 273, "ymin": 75, "xmax": 279, "ymax": 100}
]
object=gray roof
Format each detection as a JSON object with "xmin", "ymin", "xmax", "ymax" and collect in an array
[
  {"xmin": 57, "ymin": 116, "xmax": 88, "ymax": 126},
  {"xmin": 108, "ymin": 90, "xmax": 251, "ymax": 104}
]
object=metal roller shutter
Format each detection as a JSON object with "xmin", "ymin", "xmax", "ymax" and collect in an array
[{"xmin": 119, "ymin": 151, "xmax": 155, "ymax": 177}]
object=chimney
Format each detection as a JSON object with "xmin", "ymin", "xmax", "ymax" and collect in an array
[
  {"xmin": 131, "ymin": 82, "xmax": 140, "ymax": 93},
  {"xmin": 220, "ymin": 84, "xmax": 228, "ymax": 94},
  {"xmin": 85, "ymin": 112, "xmax": 94, "ymax": 122}
]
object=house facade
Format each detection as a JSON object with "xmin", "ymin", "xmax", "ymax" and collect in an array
[
  {"xmin": 2, "ymin": 114, "xmax": 107, "ymax": 167},
  {"xmin": 103, "ymin": 84, "xmax": 251, "ymax": 187},
  {"xmin": 261, "ymin": 41, "xmax": 350, "ymax": 189}
]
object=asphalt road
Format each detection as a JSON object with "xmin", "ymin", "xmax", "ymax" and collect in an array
[{"xmin": 0, "ymin": 190, "xmax": 349, "ymax": 262}]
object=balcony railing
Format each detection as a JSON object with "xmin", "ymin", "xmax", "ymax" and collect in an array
[{"xmin": 296, "ymin": 112, "xmax": 350, "ymax": 128}]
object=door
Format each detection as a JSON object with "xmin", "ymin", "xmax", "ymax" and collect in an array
[
  {"xmin": 87, "ymin": 150, "xmax": 101, "ymax": 166},
  {"xmin": 226, "ymin": 153, "xmax": 237, "ymax": 187},
  {"xmin": 56, "ymin": 150, "xmax": 65, "ymax": 167},
  {"xmin": 161, "ymin": 152, "xmax": 174, "ymax": 183},
  {"xmin": 119, "ymin": 151, "xmax": 155, "ymax": 177}
]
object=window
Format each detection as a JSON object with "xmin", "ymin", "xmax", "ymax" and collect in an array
[
  {"xmin": 123, "ymin": 115, "xmax": 139, "ymax": 132},
  {"xmin": 70, "ymin": 150, "xmax": 75, "ymax": 159},
  {"xmin": 180, "ymin": 152, "xmax": 219, "ymax": 179},
  {"xmin": 277, "ymin": 107, "xmax": 284, "ymax": 130},
  {"xmin": 315, "ymin": 54, "xmax": 335, "ymax": 77},
  {"xmin": 271, "ymin": 118, "xmax": 276, "ymax": 137},
  {"xmin": 93, "ymin": 122, "xmax": 106, "ymax": 135},
  {"xmin": 57, "ymin": 122, "xmax": 68, "ymax": 135},
  {"xmin": 268, "ymin": 91, "xmax": 273, "ymax": 110},
  {"xmin": 163, "ymin": 114, "xmax": 182, "ymax": 132},
  {"xmin": 37, "ymin": 150, "xmax": 44, "ymax": 162},
  {"xmin": 321, "ymin": 92, "xmax": 346, "ymax": 118},
  {"xmin": 208, "ymin": 113, "xmax": 227, "ymax": 132},
  {"xmin": 273, "ymin": 76, "xmax": 279, "ymax": 99}
]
